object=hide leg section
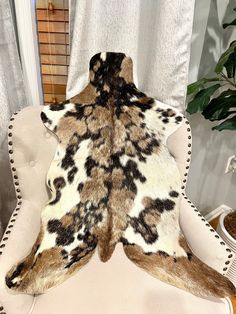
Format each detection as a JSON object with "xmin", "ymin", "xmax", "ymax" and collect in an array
[
  {"xmin": 123, "ymin": 237, "xmax": 235, "ymax": 298},
  {"xmin": 5, "ymin": 227, "xmax": 96, "ymax": 294}
]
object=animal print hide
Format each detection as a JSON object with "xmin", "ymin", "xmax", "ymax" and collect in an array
[{"xmin": 6, "ymin": 52, "xmax": 235, "ymax": 298}]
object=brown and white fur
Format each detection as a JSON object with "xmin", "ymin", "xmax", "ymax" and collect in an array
[{"xmin": 6, "ymin": 52, "xmax": 235, "ymax": 298}]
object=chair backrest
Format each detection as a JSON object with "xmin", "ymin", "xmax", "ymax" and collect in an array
[
  {"xmin": 9, "ymin": 106, "xmax": 57, "ymax": 208},
  {"xmin": 9, "ymin": 105, "xmax": 191, "ymax": 209}
]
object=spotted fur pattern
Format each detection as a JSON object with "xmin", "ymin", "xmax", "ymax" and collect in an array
[{"xmin": 6, "ymin": 52, "xmax": 235, "ymax": 298}]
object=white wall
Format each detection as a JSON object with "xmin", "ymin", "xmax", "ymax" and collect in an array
[{"xmin": 187, "ymin": 0, "xmax": 236, "ymax": 214}]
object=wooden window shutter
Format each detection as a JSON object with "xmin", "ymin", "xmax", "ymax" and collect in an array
[{"xmin": 36, "ymin": 0, "xmax": 69, "ymax": 105}]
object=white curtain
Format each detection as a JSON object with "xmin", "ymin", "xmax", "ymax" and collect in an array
[
  {"xmin": 67, "ymin": 0, "xmax": 195, "ymax": 111},
  {"xmin": 0, "ymin": 0, "xmax": 28, "ymax": 237}
]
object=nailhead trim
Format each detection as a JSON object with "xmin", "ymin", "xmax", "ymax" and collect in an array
[
  {"xmin": 181, "ymin": 118, "xmax": 192, "ymax": 191},
  {"xmin": 0, "ymin": 111, "xmax": 22, "ymax": 268}
]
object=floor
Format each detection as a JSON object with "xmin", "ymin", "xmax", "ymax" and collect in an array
[{"xmin": 210, "ymin": 217, "xmax": 236, "ymax": 313}]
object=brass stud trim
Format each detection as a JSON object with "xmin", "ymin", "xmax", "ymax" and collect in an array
[{"xmin": 0, "ymin": 111, "xmax": 23, "ymax": 258}]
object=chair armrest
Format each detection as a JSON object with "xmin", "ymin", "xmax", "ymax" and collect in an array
[
  {"xmin": 0, "ymin": 200, "xmax": 41, "ymax": 314},
  {"xmin": 179, "ymin": 196, "xmax": 235, "ymax": 275},
  {"xmin": 167, "ymin": 118, "xmax": 235, "ymax": 276}
]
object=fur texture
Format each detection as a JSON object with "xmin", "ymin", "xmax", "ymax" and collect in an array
[{"xmin": 6, "ymin": 52, "xmax": 235, "ymax": 298}]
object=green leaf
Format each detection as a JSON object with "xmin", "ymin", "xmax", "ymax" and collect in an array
[
  {"xmin": 223, "ymin": 18, "xmax": 236, "ymax": 29},
  {"xmin": 187, "ymin": 78, "xmax": 220, "ymax": 95},
  {"xmin": 202, "ymin": 90, "xmax": 236, "ymax": 121},
  {"xmin": 186, "ymin": 84, "xmax": 221, "ymax": 114},
  {"xmin": 224, "ymin": 46, "xmax": 236, "ymax": 78},
  {"xmin": 212, "ymin": 115, "xmax": 236, "ymax": 131},
  {"xmin": 215, "ymin": 41, "xmax": 236, "ymax": 74}
]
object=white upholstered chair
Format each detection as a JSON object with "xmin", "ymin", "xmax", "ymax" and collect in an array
[{"xmin": 0, "ymin": 105, "xmax": 235, "ymax": 314}]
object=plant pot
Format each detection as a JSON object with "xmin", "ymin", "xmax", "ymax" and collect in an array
[{"xmin": 217, "ymin": 211, "xmax": 236, "ymax": 286}]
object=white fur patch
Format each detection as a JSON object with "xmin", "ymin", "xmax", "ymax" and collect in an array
[{"xmin": 100, "ymin": 52, "xmax": 106, "ymax": 61}]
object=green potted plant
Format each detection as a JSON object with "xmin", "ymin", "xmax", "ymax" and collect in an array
[{"xmin": 186, "ymin": 9, "xmax": 236, "ymax": 131}]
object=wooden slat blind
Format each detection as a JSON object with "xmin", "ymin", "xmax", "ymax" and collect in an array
[{"xmin": 36, "ymin": 0, "xmax": 69, "ymax": 105}]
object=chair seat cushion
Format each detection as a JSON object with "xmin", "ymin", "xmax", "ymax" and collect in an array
[{"xmin": 32, "ymin": 244, "xmax": 232, "ymax": 314}]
